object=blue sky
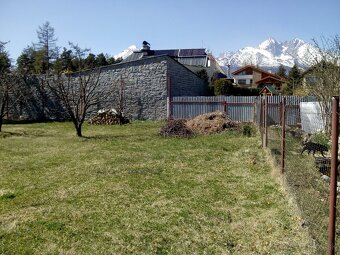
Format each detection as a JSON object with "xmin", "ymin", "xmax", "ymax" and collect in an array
[{"xmin": 1, "ymin": 0, "xmax": 339, "ymax": 62}]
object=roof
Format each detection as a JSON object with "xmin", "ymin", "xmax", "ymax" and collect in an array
[
  {"xmin": 255, "ymin": 76, "xmax": 284, "ymax": 84},
  {"xmin": 259, "ymin": 85, "xmax": 278, "ymax": 95},
  {"xmin": 122, "ymin": 48, "xmax": 207, "ymax": 63},
  {"xmin": 232, "ymin": 65, "xmax": 284, "ymax": 80}
]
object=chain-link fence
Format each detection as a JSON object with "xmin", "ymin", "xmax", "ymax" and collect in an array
[{"xmin": 259, "ymin": 96, "xmax": 340, "ymax": 254}]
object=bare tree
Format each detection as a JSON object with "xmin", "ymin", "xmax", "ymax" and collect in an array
[
  {"xmin": 112, "ymin": 78, "xmax": 128, "ymax": 125},
  {"xmin": 47, "ymin": 43, "xmax": 111, "ymax": 137},
  {"xmin": 0, "ymin": 73, "xmax": 24, "ymax": 131},
  {"xmin": 304, "ymin": 35, "xmax": 340, "ymax": 133}
]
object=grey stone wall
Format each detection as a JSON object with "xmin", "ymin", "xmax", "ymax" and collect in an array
[
  {"xmin": 95, "ymin": 56, "xmax": 168, "ymax": 120},
  {"xmin": 10, "ymin": 55, "xmax": 206, "ymax": 121},
  {"xmin": 167, "ymin": 58, "xmax": 207, "ymax": 97},
  {"xmin": 90, "ymin": 55, "xmax": 206, "ymax": 120}
]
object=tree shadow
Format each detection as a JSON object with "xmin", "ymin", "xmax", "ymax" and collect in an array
[{"xmin": 0, "ymin": 131, "xmax": 27, "ymax": 138}]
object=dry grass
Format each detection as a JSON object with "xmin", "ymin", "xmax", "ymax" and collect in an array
[{"xmin": 0, "ymin": 121, "xmax": 314, "ymax": 254}]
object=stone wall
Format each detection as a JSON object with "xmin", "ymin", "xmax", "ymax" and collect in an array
[
  {"xmin": 96, "ymin": 56, "xmax": 168, "ymax": 120},
  {"xmin": 167, "ymin": 57, "xmax": 207, "ymax": 97},
  {"xmin": 89, "ymin": 55, "xmax": 206, "ymax": 120},
  {"xmin": 10, "ymin": 55, "xmax": 206, "ymax": 121}
]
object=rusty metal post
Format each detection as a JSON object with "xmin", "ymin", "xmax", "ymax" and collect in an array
[
  {"xmin": 261, "ymin": 97, "xmax": 265, "ymax": 147},
  {"xmin": 263, "ymin": 96, "xmax": 268, "ymax": 148},
  {"xmin": 279, "ymin": 101, "xmax": 282, "ymax": 126},
  {"xmin": 223, "ymin": 101, "xmax": 227, "ymax": 114},
  {"xmin": 328, "ymin": 96, "xmax": 339, "ymax": 255},
  {"xmin": 167, "ymin": 76, "xmax": 172, "ymax": 119},
  {"xmin": 281, "ymin": 98, "xmax": 286, "ymax": 174}
]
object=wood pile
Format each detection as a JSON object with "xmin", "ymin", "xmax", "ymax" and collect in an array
[{"xmin": 88, "ymin": 111, "xmax": 129, "ymax": 125}]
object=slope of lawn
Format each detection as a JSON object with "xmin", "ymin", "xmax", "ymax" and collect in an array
[{"xmin": 0, "ymin": 121, "xmax": 314, "ymax": 254}]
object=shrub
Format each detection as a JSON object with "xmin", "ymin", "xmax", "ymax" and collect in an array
[
  {"xmin": 242, "ymin": 123, "xmax": 256, "ymax": 137},
  {"xmin": 309, "ymin": 131, "xmax": 330, "ymax": 149},
  {"xmin": 213, "ymin": 79, "xmax": 234, "ymax": 96}
]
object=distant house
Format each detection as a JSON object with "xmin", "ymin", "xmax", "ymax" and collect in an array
[
  {"xmin": 232, "ymin": 65, "xmax": 286, "ymax": 94},
  {"xmin": 123, "ymin": 43, "xmax": 226, "ymax": 83},
  {"xmin": 259, "ymin": 85, "xmax": 279, "ymax": 96}
]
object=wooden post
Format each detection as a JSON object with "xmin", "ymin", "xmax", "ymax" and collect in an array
[
  {"xmin": 328, "ymin": 96, "xmax": 339, "ymax": 255},
  {"xmin": 281, "ymin": 98, "xmax": 286, "ymax": 173}
]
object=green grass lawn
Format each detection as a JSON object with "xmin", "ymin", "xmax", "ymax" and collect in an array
[{"xmin": 0, "ymin": 122, "xmax": 314, "ymax": 254}]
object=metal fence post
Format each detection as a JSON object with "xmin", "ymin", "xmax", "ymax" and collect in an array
[
  {"xmin": 167, "ymin": 77, "xmax": 172, "ymax": 119},
  {"xmin": 263, "ymin": 96, "xmax": 268, "ymax": 148},
  {"xmin": 261, "ymin": 97, "xmax": 265, "ymax": 147},
  {"xmin": 328, "ymin": 96, "xmax": 339, "ymax": 255},
  {"xmin": 281, "ymin": 98, "xmax": 286, "ymax": 174}
]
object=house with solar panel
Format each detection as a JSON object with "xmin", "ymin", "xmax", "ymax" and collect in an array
[{"xmin": 123, "ymin": 41, "xmax": 226, "ymax": 82}]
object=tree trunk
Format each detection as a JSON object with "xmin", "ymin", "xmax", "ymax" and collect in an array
[
  {"xmin": 76, "ymin": 125, "xmax": 82, "ymax": 137},
  {"xmin": 71, "ymin": 118, "xmax": 83, "ymax": 137},
  {"xmin": 0, "ymin": 117, "xmax": 2, "ymax": 132}
]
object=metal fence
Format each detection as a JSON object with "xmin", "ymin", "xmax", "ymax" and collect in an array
[
  {"xmin": 260, "ymin": 96, "xmax": 340, "ymax": 255},
  {"xmin": 170, "ymin": 96, "xmax": 315, "ymax": 124}
]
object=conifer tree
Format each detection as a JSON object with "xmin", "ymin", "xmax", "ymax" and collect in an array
[
  {"xmin": 35, "ymin": 21, "xmax": 58, "ymax": 73},
  {"xmin": 286, "ymin": 64, "xmax": 302, "ymax": 95},
  {"xmin": 275, "ymin": 64, "xmax": 287, "ymax": 78}
]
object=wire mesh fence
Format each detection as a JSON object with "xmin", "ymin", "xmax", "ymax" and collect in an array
[{"xmin": 260, "ymin": 96, "xmax": 340, "ymax": 254}]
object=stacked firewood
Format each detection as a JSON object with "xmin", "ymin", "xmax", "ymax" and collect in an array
[{"xmin": 88, "ymin": 110, "xmax": 129, "ymax": 125}]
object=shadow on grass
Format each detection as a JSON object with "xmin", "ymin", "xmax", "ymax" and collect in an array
[
  {"xmin": 0, "ymin": 131, "xmax": 30, "ymax": 138},
  {"xmin": 0, "ymin": 130, "xmax": 50, "ymax": 138},
  {"xmin": 81, "ymin": 133, "xmax": 153, "ymax": 142}
]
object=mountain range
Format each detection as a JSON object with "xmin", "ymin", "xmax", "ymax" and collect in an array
[
  {"xmin": 216, "ymin": 37, "xmax": 319, "ymax": 69},
  {"xmin": 114, "ymin": 38, "xmax": 320, "ymax": 70}
]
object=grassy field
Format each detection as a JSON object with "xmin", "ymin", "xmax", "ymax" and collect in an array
[{"xmin": 0, "ymin": 121, "xmax": 314, "ymax": 254}]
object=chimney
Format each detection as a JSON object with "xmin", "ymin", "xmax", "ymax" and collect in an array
[
  {"xmin": 227, "ymin": 64, "xmax": 231, "ymax": 78},
  {"xmin": 142, "ymin": 41, "xmax": 151, "ymax": 57}
]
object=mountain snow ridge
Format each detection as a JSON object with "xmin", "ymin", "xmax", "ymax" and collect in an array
[
  {"xmin": 113, "ymin": 45, "xmax": 138, "ymax": 60},
  {"xmin": 113, "ymin": 38, "xmax": 319, "ymax": 69},
  {"xmin": 217, "ymin": 37, "xmax": 319, "ymax": 68}
]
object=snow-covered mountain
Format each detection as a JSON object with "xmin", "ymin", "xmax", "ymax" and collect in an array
[
  {"xmin": 113, "ymin": 45, "xmax": 138, "ymax": 60},
  {"xmin": 217, "ymin": 38, "xmax": 319, "ymax": 69}
]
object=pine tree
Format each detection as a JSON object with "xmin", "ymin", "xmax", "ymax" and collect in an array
[
  {"xmin": 275, "ymin": 64, "xmax": 287, "ymax": 78},
  {"xmin": 35, "ymin": 21, "xmax": 58, "ymax": 73},
  {"xmin": 286, "ymin": 64, "xmax": 302, "ymax": 95},
  {"xmin": 96, "ymin": 53, "xmax": 108, "ymax": 67}
]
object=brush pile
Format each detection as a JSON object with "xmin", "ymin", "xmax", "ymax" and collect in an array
[
  {"xmin": 88, "ymin": 109, "xmax": 129, "ymax": 125},
  {"xmin": 186, "ymin": 111, "xmax": 240, "ymax": 134},
  {"xmin": 160, "ymin": 111, "xmax": 240, "ymax": 137},
  {"xmin": 160, "ymin": 119, "xmax": 194, "ymax": 138}
]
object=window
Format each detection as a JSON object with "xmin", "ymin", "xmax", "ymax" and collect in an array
[
  {"xmin": 238, "ymin": 79, "xmax": 247, "ymax": 85},
  {"xmin": 239, "ymin": 70, "xmax": 253, "ymax": 75}
]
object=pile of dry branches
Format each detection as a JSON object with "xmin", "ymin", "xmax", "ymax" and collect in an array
[
  {"xmin": 186, "ymin": 111, "xmax": 240, "ymax": 134},
  {"xmin": 160, "ymin": 119, "xmax": 194, "ymax": 138},
  {"xmin": 160, "ymin": 111, "xmax": 240, "ymax": 138}
]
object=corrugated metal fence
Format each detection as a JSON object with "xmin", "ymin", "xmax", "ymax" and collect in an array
[{"xmin": 170, "ymin": 96, "xmax": 316, "ymax": 125}]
